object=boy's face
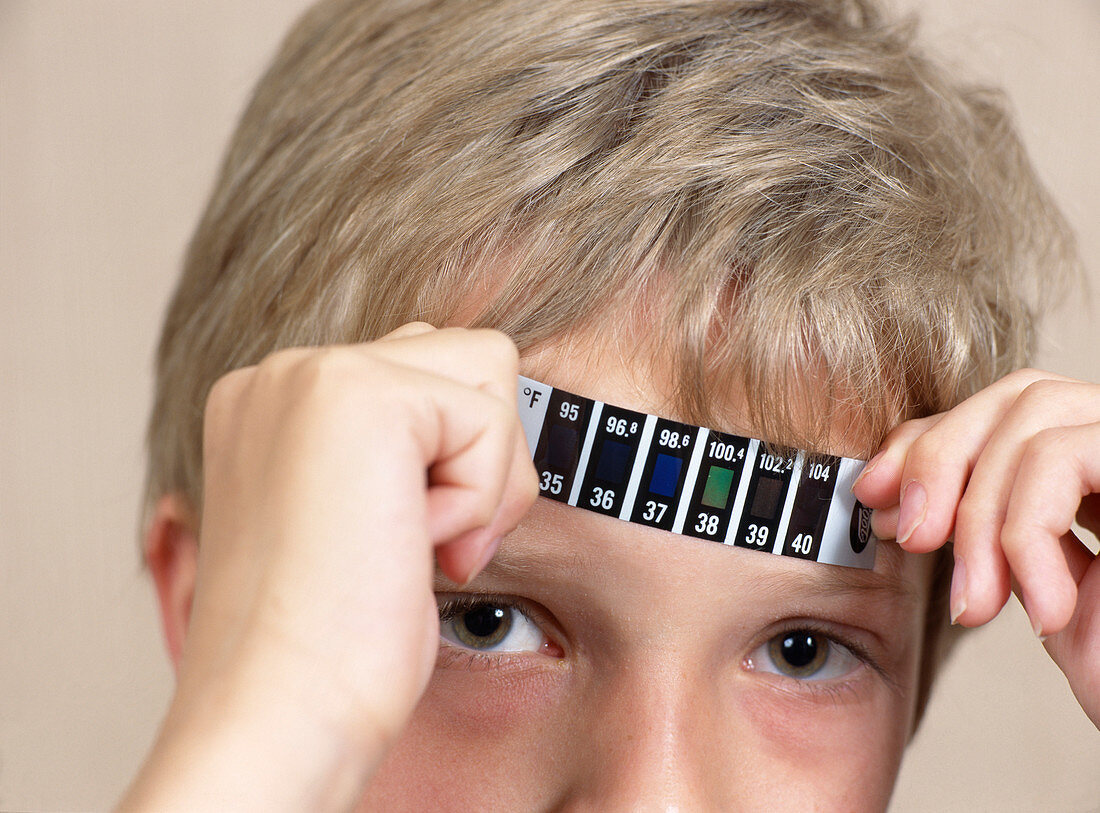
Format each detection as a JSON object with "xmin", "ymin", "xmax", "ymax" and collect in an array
[{"xmin": 360, "ymin": 334, "xmax": 933, "ymax": 810}]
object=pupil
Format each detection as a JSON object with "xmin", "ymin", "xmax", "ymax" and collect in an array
[
  {"xmin": 462, "ymin": 605, "xmax": 506, "ymax": 639},
  {"xmin": 780, "ymin": 633, "xmax": 818, "ymax": 668}
]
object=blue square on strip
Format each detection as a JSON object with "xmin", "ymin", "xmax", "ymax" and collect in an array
[
  {"xmin": 648, "ymin": 453, "xmax": 682, "ymax": 498},
  {"xmin": 595, "ymin": 439, "xmax": 633, "ymax": 484},
  {"xmin": 547, "ymin": 424, "xmax": 579, "ymax": 470}
]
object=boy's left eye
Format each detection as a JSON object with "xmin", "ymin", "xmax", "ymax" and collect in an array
[
  {"xmin": 749, "ymin": 629, "xmax": 862, "ymax": 681},
  {"xmin": 438, "ymin": 599, "xmax": 546, "ymax": 653}
]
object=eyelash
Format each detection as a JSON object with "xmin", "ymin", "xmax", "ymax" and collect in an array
[
  {"xmin": 436, "ymin": 596, "xmax": 889, "ymax": 700},
  {"xmin": 436, "ymin": 594, "xmax": 560, "ymax": 669},
  {"xmin": 747, "ymin": 620, "xmax": 888, "ymax": 698}
]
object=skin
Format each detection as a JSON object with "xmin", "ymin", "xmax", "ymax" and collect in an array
[
  {"xmin": 853, "ymin": 369, "xmax": 1100, "ymax": 726},
  {"xmin": 121, "ymin": 325, "xmax": 1097, "ymax": 811}
]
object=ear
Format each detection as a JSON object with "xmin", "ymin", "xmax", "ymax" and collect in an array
[{"xmin": 144, "ymin": 493, "xmax": 200, "ymax": 674}]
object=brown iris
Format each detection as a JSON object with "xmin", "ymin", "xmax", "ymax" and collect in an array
[
  {"xmin": 768, "ymin": 631, "xmax": 829, "ymax": 678},
  {"xmin": 452, "ymin": 603, "xmax": 513, "ymax": 649}
]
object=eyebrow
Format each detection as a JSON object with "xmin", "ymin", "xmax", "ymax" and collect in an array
[
  {"xmin": 744, "ymin": 557, "xmax": 919, "ymax": 606},
  {"xmin": 439, "ymin": 536, "xmax": 918, "ymax": 605}
]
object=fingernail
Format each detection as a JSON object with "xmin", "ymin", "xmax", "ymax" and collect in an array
[
  {"xmin": 1020, "ymin": 590, "xmax": 1045, "ymax": 638},
  {"xmin": 467, "ymin": 535, "xmax": 502, "ymax": 583},
  {"xmin": 896, "ymin": 481, "xmax": 926, "ymax": 548},
  {"xmin": 1029, "ymin": 611, "xmax": 1044, "ymax": 639},
  {"xmin": 949, "ymin": 556, "xmax": 967, "ymax": 624},
  {"xmin": 853, "ymin": 452, "xmax": 883, "ymax": 490}
]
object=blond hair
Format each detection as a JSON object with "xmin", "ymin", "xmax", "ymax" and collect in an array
[{"xmin": 148, "ymin": 0, "xmax": 1076, "ymax": 714}]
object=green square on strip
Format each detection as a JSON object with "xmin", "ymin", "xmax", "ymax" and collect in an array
[{"xmin": 701, "ymin": 465, "xmax": 735, "ymax": 509}]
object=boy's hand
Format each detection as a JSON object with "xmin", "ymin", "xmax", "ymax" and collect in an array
[
  {"xmin": 123, "ymin": 324, "xmax": 539, "ymax": 810},
  {"xmin": 853, "ymin": 369, "xmax": 1100, "ymax": 727}
]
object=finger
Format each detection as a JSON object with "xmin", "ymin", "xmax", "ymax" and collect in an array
[
  {"xmin": 995, "ymin": 422, "xmax": 1100, "ymax": 635},
  {"xmin": 852, "ymin": 416, "xmax": 939, "ymax": 509},
  {"xmin": 423, "ymin": 387, "xmax": 518, "ymax": 544},
  {"xmin": 1040, "ymin": 534, "xmax": 1100, "ymax": 726},
  {"xmin": 361, "ymin": 327, "xmax": 520, "ymax": 404},
  {"xmin": 375, "ymin": 321, "xmax": 437, "ymax": 342},
  {"xmin": 203, "ymin": 364, "xmax": 255, "ymax": 442},
  {"xmin": 952, "ymin": 384, "xmax": 1100, "ymax": 625},
  {"xmin": 435, "ymin": 427, "xmax": 538, "ymax": 584},
  {"xmin": 1060, "ymin": 530, "xmax": 1096, "ymax": 586},
  {"xmin": 890, "ymin": 371, "xmax": 1082, "ymax": 555},
  {"xmin": 869, "ymin": 503, "xmax": 899, "ymax": 541},
  {"xmin": 854, "ymin": 374, "xmax": 1058, "ymax": 513}
]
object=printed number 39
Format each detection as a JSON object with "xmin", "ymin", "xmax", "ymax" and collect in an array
[{"xmin": 745, "ymin": 523, "xmax": 769, "ymax": 547}]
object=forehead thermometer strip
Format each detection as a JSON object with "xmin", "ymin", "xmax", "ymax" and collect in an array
[{"xmin": 517, "ymin": 375, "xmax": 876, "ymax": 569}]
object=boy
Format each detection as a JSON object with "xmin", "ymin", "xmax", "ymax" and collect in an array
[{"xmin": 122, "ymin": 0, "xmax": 1097, "ymax": 808}]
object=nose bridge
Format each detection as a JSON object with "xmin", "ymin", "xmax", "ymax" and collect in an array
[{"xmin": 564, "ymin": 655, "xmax": 722, "ymax": 811}]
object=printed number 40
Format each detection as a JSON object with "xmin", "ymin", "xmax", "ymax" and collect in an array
[{"xmin": 790, "ymin": 532, "xmax": 813, "ymax": 554}]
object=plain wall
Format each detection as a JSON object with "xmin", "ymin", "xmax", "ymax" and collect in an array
[{"xmin": 1, "ymin": 1, "xmax": 1097, "ymax": 810}]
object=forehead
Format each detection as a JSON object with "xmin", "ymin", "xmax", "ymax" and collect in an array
[
  {"xmin": 518, "ymin": 322, "xmax": 867, "ymax": 470},
  {"xmin": 512, "ymin": 329, "xmax": 923, "ymax": 599}
]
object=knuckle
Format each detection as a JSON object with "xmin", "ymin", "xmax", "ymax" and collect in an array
[
  {"xmin": 257, "ymin": 345, "xmax": 311, "ymax": 373},
  {"xmin": 1022, "ymin": 426, "xmax": 1074, "ymax": 471},
  {"xmin": 1014, "ymin": 377, "xmax": 1064, "ymax": 412},
  {"xmin": 954, "ymin": 490, "xmax": 992, "ymax": 547},
  {"xmin": 518, "ymin": 459, "xmax": 541, "ymax": 506},
  {"xmin": 379, "ymin": 321, "xmax": 437, "ymax": 342},
  {"xmin": 901, "ymin": 431, "xmax": 945, "ymax": 475},
  {"xmin": 206, "ymin": 367, "xmax": 248, "ymax": 410},
  {"xmin": 295, "ymin": 346, "xmax": 367, "ymax": 391},
  {"xmin": 1003, "ymin": 367, "xmax": 1046, "ymax": 389},
  {"xmin": 466, "ymin": 489, "xmax": 500, "ymax": 529},
  {"xmin": 474, "ymin": 329, "xmax": 520, "ymax": 368},
  {"xmin": 998, "ymin": 519, "xmax": 1031, "ymax": 556},
  {"xmin": 204, "ymin": 367, "xmax": 253, "ymax": 430}
]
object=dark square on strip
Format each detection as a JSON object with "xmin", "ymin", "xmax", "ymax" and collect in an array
[
  {"xmin": 595, "ymin": 439, "xmax": 633, "ymax": 484},
  {"xmin": 547, "ymin": 424, "xmax": 579, "ymax": 470},
  {"xmin": 750, "ymin": 474, "xmax": 782, "ymax": 518},
  {"xmin": 649, "ymin": 453, "xmax": 682, "ymax": 498}
]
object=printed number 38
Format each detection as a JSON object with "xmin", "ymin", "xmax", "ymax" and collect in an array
[{"xmin": 695, "ymin": 512, "xmax": 720, "ymax": 535}]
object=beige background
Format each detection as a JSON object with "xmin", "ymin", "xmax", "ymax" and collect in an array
[{"xmin": 2, "ymin": 1, "xmax": 1098, "ymax": 810}]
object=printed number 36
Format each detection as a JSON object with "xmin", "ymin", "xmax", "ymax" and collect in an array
[{"xmin": 590, "ymin": 486, "xmax": 615, "ymax": 510}]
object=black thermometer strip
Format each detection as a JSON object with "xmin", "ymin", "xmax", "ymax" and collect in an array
[{"xmin": 517, "ymin": 376, "xmax": 876, "ymax": 569}]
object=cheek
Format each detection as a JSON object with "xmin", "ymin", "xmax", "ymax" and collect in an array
[
  {"xmin": 357, "ymin": 662, "xmax": 572, "ymax": 810},
  {"xmin": 731, "ymin": 682, "xmax": 912, "ymax": 810}
]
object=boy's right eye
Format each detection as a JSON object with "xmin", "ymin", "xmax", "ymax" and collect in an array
[{"xmin": 437, "ymin": 596, "xmax": 556, "ymax": 655}]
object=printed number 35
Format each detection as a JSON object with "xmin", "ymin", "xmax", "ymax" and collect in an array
[{"xmin": 540, "ymin": 471, "xmax": 564, "ymax": 495}]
